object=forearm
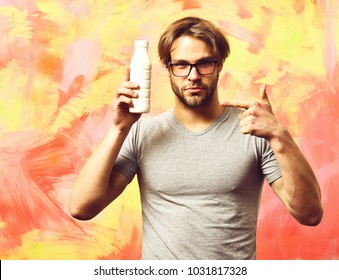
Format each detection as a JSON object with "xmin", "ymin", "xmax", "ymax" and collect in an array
[
  {"xmin": 221, "ymin": 86, "xmax": 323, "ymax": 225},
  {"xmin": 269, "ymin": 127, "xmax": 323, "ymax": 225},
  {"xmin": 69, "ymin": 126, "xmax": 130, "ymax": 220}
]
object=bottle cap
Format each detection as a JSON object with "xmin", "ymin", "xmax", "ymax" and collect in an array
[{"xmin": 135, "ymin": 40, "xmax": 149, "ymax": 47}]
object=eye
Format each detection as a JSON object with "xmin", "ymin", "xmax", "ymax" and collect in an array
[
  {"xmin": 198, "ymin": 61, "xmax": 213, "ymax": 68},
  {"xmin": 173, "ymin": 63, "xmax": 189, "ymax": 69}
]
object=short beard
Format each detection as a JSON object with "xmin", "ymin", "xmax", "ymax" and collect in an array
[{"xmin": 170, "ymin": 75, "xmax": 218, "ymax": 109}]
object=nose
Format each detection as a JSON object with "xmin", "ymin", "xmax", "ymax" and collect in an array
[{"xmin": 187, "ymin": 65, "xmax": 201, "ymax": 80}]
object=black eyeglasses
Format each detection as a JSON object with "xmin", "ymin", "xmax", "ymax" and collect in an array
[{"xmin": 168, "ymin": 60, "xmax": 217, "ymax": 77}]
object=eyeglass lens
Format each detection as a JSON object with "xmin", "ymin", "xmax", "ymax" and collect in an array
[{"xmin": 170, "ymin": 61, "xmax": 216, "ymax": 77}]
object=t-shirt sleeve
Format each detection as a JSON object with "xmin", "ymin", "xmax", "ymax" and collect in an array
[
  {"xmin": 258, "ymin": 138, "xmax": 282, "ymax": 185},
  {"xmin": 113, "ymin": 122, "xmax": 139, "ymax": 182}
]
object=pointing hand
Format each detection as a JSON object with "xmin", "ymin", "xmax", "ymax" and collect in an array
[{"xmin": 221, "ymin": 85, "xmax": 283, "ymax": 140}]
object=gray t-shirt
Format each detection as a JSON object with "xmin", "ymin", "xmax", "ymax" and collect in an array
[{"xmin": 114, "ymin": 107, "xmax": 281, "ymax": 259}]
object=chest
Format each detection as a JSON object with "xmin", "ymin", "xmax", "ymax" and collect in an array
[{"xmin": 137, "ymin": 132, "xmax": 262, "ymax": 198}]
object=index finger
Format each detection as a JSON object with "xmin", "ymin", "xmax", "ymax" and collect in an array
[{"xmin": 220, "ymin": 100, "xmax": 254, "ymax": 110}]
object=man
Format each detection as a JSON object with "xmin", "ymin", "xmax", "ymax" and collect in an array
[{"xmin": 69, "ymin": 17, "xmax": 323, "ymax": 259}]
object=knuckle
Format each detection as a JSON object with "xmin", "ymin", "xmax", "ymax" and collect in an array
[
  {"xmin": 247, "ymin": 109, "xmax": 255, "ymax": 116},
  {"xmin": 249, "ymin": 115, "xmax": 256, "ymax": 124},
  {"xmin": 116, "ymin": 87, "xmax": 127, "ymax": 96},
  {"xmin": 251, "ymin": 102, "xmax": 261, "ymax": 110},
  {"xmin": 117, "ymin": 95, "xmax": 127, "ymax": 104}
]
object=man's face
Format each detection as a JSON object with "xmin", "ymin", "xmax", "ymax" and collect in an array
[{"xmin": 168, "ymin": 36, "xmax": 221, "ymax": 108}]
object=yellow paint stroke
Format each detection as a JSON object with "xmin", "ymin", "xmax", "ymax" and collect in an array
[{"xmin": 0, "ymin": 6, "xmax": 32, "ymax": 42}]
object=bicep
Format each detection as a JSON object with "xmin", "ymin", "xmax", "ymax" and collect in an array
[{"xmin": 103, "ymin": 169, "xmax": 131, "ymax": 209}]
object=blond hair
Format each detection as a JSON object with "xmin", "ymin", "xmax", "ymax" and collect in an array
[{"xmin": 158, "ymin": 17, "xmax": 230, "ymax": 67}]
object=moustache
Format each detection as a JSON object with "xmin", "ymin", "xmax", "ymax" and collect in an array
[{"xmin": 184, "ymin": 83, "xmax": 207, "ymax": 90}]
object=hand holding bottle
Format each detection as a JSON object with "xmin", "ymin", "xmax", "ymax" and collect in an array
[
  {"xmin": 112, "ymin": 40, "xmax": 151, "ymax": 132},
  {"xmin": 113, "ymin": 67, "xmax": 142, "ymax": 133}
]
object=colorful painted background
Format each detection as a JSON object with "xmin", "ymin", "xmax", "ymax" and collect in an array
[{"xmin": 0, "ymin": 0, "xmax": 338, "ymax": 260}]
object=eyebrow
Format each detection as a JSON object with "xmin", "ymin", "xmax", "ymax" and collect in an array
[{"xmin": 170, "ymin": 56, "xmax": 216, "ymax": 64}]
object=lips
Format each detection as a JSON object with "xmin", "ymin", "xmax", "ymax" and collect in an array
[{"xmin": 185, "ymin": 86, "xmax": 204, "ymax": 94}]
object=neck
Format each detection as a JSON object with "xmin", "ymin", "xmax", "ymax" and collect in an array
[{"xmin": 173, "ymin": 92, "xmax": 224, "ymax": 132}]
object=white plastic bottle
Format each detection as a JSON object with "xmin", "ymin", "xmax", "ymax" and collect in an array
[{"xmin": 129, "ymin": 40, "xmax": 151, "ymax": 113}]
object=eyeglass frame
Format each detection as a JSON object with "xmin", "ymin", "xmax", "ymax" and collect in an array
[{"xmin": 167, "ymin": 60, "xmax": 218, "ymax": 77}]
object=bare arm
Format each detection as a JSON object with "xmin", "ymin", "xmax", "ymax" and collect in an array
[
  {"xmin": 69, "ymin": 68, "xmax": 141, "ymax": 220},
  {"xmin": 221, "ymin": 85, "xmax": 323, "ymax": 226},
  {"xmin": 269, "ymin": 127, "xmax": 322, "ymax": 225}
]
